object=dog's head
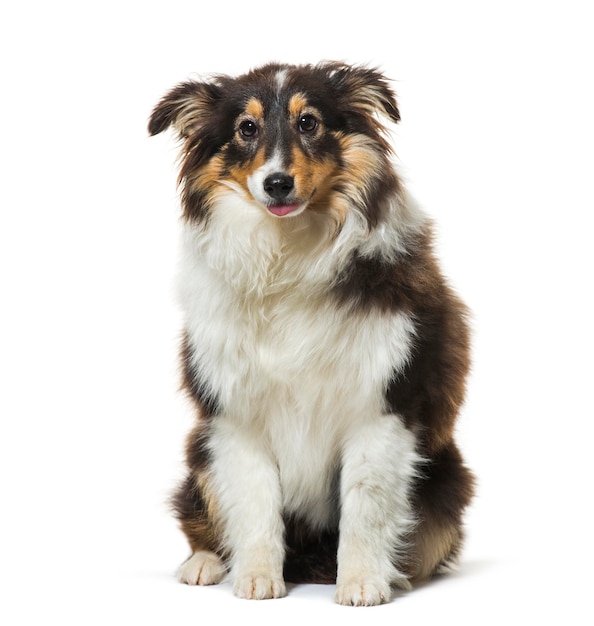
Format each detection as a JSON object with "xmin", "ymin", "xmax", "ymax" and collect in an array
[{"xmin": 149, "ymin": 62, "xmax": 400, "ymax": 227}]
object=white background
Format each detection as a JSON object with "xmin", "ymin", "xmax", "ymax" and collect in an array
[{"xmin": 1, "ymin": 1, "xmax": 593, "ymax": 624}]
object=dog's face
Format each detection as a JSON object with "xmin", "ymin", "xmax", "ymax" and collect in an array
[{"xmin": 149, "ymin": 62, "xmax": 400, "ymax": 226}]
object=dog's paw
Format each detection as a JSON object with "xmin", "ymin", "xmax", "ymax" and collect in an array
[
  {"xmin": 178, "ymin": 551, "xmax": 227, "ymax": 586},
  {"xmin": 233, "ymin": 573, "xmax": 287, "ymax": 600},
  {"xmin": 335, "ymin": 578, "xmax": 391, "ymax": 606}
]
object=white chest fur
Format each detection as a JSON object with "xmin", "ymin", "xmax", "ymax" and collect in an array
[{"xmin": 178, "ymin": 204, "xmax": 416, "ymax": 525}]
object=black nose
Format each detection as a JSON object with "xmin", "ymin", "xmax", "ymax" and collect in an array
[{"xmin": 263, "ymin": 172, "xmax": 294, "ymax": 202}]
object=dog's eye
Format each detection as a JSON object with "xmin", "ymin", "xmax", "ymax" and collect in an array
[
  {"xmin": 239, "ymin": 120, "xmax": 258, "ymax": 138},
  {"xmin": 298, "ymin": 114, "xmax": 318, "ymax": 133}
]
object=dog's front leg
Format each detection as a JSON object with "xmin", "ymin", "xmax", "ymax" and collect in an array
[
  {"xmin": 335, "ymin": 415, "xmax": 419, "ymax": 606},
  {"xmin": 209, "ymin": 418, "xmax": 287, "ymax": 600}
]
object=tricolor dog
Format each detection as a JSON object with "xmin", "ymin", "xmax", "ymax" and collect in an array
[{"xmin": 149, "ymin": 61, "xmax": 474, "ymax": 606}]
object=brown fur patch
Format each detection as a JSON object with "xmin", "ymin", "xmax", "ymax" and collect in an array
[
  {"xmin": 245, "ymin": 97, "xmax": 264, "ymax": 120},
  {"xmin": 289, "ymin": 146, "xmax": 337, "ymax": 203},
  {"xmin": 288, "ymin": 93, "xmax": 309, "ymax": 119},
  {"xmin": 172, "ymin": 471, "xmax": 226, "ymax": 556},
  {"xmin": 186, "ymin": 153, "xmax": 224, "ymax": 191},
  {"xmin": 407, "ymin": 442, "xmax": 475, "ymax": 580},
  {"xmin": 408, "ymin": 520, "xmax": 461, "ymax": 582},
  {"xmin": 336, "ymin": 133, "xmax": 383, "ymax": 202}
]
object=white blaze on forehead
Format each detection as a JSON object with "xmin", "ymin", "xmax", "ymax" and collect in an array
[
  {"xmin": 247, "ymin": 150, "xmax": 285, "ymax": 205},
  {"xmin": 275, "ymin": 69, "xmax": 289, "ymax": 92}
]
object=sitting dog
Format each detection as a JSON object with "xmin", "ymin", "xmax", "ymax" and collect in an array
[{"xmin": 149, "ymin": 61, "xmax": 474, "ymax": 606}]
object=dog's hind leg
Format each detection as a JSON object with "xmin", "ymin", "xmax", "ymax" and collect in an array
[
  {"xmin": 172, "ymin": 473, "xmax": 228, "ymax": 586},
  {"xmin": 407, "ymin": 442, "xmax": 475, "ymax": 582}
]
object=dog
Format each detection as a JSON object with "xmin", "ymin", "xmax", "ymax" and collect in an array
[{"xmin": 148, "ymin": 61, "xmax": 474, "ymax": 606}]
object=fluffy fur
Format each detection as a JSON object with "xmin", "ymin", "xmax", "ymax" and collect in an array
[{"xmin": 149, "ymin": 61, "xmax": 474, "ymax": 606}]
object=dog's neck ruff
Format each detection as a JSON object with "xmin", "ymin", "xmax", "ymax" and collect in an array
[{"xmin": 181, "ymin": 185, "xmax": 427, "ymax": 302}]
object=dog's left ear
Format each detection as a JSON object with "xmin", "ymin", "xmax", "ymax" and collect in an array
[{"xmin": 325, "ymin": 63, "xmax": 400, "ymax": 124}]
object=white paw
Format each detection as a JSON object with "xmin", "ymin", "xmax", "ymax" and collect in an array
[
  {"xmin": 335, "ymin": 579, "xmax": 391, "ymax": 606},
  {"xmin": 233, "ymin": 573, "xmax": 287, "ymax": 600},
  {"xmin": 178, "ymin": 551, "xmax": 227, "ymax": 586}
]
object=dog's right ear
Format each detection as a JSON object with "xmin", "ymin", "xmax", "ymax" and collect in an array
[{"xmin": 148, "ymin": 80, "xmax": 222, "ymax": 138}]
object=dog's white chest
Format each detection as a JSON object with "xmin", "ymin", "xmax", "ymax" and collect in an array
[{"xmin": 180, "ymin": 219, "xmax": 415, "ymax": 523}]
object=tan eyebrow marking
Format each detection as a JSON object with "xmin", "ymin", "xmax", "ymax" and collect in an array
[
  {"xmin": 288, "ymin": 93, "xmax": 309, "ymax": 118},
  {"xmin": 245, "ymin": 97, "xmax": 264, "ymax": 119}
]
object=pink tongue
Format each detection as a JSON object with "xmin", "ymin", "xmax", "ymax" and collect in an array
[{"xmin": 268, "ymin": 203, "xmax": 300, "ymax": 217}]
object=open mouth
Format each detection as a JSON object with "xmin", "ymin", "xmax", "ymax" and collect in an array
[{"xmin": 267, "ymin": 203, "xmax": 303, "ymax": 217}]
